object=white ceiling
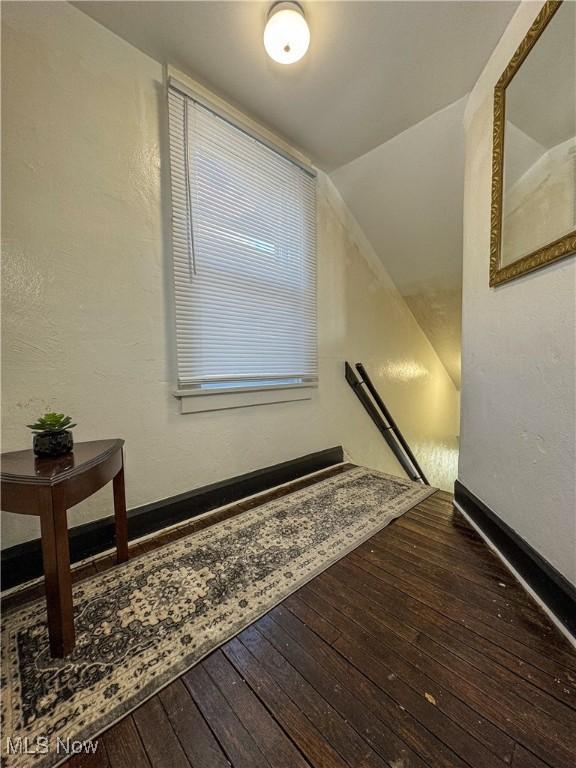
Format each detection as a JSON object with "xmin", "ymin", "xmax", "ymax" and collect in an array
[
  {"xmin": 75, "ymin": 0, "xmax": 519, "ymax": 171},
  {"xmin": 75, "ymin": 0, "xmax": 520, "ymax": 388}
]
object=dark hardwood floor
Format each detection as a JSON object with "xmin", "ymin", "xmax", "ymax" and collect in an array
[{"xmin": 6, "ymin": 468, "xmax": 576, "ymax": 768}]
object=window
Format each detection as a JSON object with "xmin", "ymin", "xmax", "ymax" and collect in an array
[{"xmin": 167, "ymin": 82, "xmax": 317, "ymax": 400}]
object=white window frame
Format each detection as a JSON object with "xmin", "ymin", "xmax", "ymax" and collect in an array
[{"xmin": 167, "ymin": 76, "xmax": 318, "ymax": 413}]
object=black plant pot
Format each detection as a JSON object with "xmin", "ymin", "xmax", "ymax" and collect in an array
[{"xmin": 33, "ymin": 430, "xmax": 74, "ymax": 458}]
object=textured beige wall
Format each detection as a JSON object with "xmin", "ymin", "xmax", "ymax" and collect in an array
[
  {"xmin": 1, "ymin": 1, "xmax": 459, "ymax": 548},
  {"xmin": 460, "ymin": 0, "xmax": 576, "ymax": 584}
]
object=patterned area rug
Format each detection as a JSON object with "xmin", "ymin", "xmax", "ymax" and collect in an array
[{"xmin": 1, "ymin": 466, "xmax": 434, "ymax": 768}]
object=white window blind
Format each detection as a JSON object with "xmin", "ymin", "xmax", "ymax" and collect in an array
[{"xmin": 168, "ymin": 84, "xmax": 318, "ymax": 393}]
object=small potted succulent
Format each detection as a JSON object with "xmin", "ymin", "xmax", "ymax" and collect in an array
[{"xmin": 28, "ymin": 412, "xmax": 77, "ymax": 457}]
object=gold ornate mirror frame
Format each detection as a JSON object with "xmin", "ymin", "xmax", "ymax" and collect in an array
[{"xmin": 490, "ymin": 0, "xmax": 576, "ymax": 287}]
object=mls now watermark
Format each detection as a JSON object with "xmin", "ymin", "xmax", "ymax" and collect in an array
[{"xmin": 5, "ymin": 737, "xmax": 99, "ymax": 756}]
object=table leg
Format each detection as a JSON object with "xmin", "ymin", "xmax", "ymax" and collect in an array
[
  {"xmin": 39, "ymin": 488, "xmax": 75, "ymax": 657},
  {"xmin": 113, "ymin": 459, "xmax": 129, "ymax": 563}
]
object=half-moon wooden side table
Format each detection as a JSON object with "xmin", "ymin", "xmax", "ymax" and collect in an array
[{"xmin": 1, "ymin": 439, "xmax": 129, "ymax": 657}]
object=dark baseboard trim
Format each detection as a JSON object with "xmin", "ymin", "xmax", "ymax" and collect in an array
[
  {"xmin": 454, "ymin": 480, "xmax": 576, "ymax": 638},
  {"xmin": 1, "ymin": 446, "xmax": 344, "ymax": 592}
]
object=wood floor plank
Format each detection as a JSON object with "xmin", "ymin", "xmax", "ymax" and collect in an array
[
  {"xmin": 158, "ymin": 679, "xmax": 231, "ymax": 768},
  {"xmin": 375, "ymin": 524, "xmax": 520, "ymax": 593},
  {"xmin": 305, "ymin": 573, "xmax": 576, "ymax": 768},
  {"xmin": 183, "ymin": 663, "xmax": 271, "ymax": 768},
  {"xmin": 374, "ymin": 527, "xmax": 553, "ymax": 616},
  {"xmin": 404, "ymin": 515, "xmax": 480, "ymax": 544},
  {"xmin": 239, "ymin": 623, "xmax": 422, "ymax": 768},
  {"xmin": 343, "ymin": 555, "xmax": 576, "ymax": 726},
  {"xmin": 304, "ymin": 578, "xmax": 570, "ymax": 768},
  {"xmin": 355, "ymin": 539, "xmax": 551, "ymax": 632},
  {"xmin": 376, "ymin": 534, "xmax": 552, "ymax": 625},
  {"xmin": 389, "ymin": 514, "xmax": 565, "ymax": 638},
  {"xmin": 202, "ymin": 650, "xmax": 311, "ymax": 768},
  {"xmin": 349, "ymin": 549, "xmax": 575, "ymax": 688},
  {"xmin": 256, "ymin": 612, "xmax": 468, "ymax": 768},
  {"xmin": 401, "ymin": 513, "xmax": 487, "ymax": 548},
  {"xmin": 348, "ymin": 550, "xmax": 576, "ymax": 709},
  {"xmin": 394, "ymin": 516, "xmax": 492, "ymax": 554},
  {"xmin": 133, "ymin": 697, "xmax": 191, "ymax": 768},
  {"xmin": 345, "ymin": 539, "xmax": 576, "ymax": 671},
  {"xmin": 291, "ymin": 587, "xmax": 517, "ymax": 762},
  {"xmin": 407, "ymin": 499, "xmax": 460, "ymax": 520},
  {"xmin": 369, "ymin": 532, "xmax": 575, "ymax": 673},
  {"xmin": 266, "ymin": 604, "xmax": 508, "ymax": 768},
  {"xmin": 382, "ymin": 523, "xmax": 514, "ymax": 579},
  {"xmin": 281, "ymin": 593, "xmax": 342, "ymax": 644},
  {"xmin": 223, "ymin": 637, "xmax": 351, "ymax": 768},
  {"xmin": 102, "ymin": 716, "xmax": 151, "ymax": 768},
  {"xmin": 430, "ymin": 489, "xmax": 454, "ymax": 501},
  {"xmin": 512, "ymin": 745, "xmax": 554, "ymax": 768},
  {"xmin": 407, "ymin": 504, "xmax": 476, "ymax": 530}
]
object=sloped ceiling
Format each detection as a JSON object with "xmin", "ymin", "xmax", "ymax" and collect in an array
[
  {"xmin": 332, "ymin": 97, "xmax": 467, "ymax": 387},
  {"xmin": 75, "ymin": 0, "xmax": 520, "ymax": 386}
]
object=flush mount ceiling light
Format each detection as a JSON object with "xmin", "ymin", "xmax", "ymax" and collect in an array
[{"xmin": 264, "ymin": 2, "xmax": 310, "ymax": 64}]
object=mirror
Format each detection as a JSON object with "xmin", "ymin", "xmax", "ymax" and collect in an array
[{"xmin": 490, "ymin": 0, "xmax": 576, "ymax": 286}]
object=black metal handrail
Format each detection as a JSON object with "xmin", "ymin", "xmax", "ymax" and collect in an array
[{"xmin": 345, "ymin": 361, "xmax": 429, "ymax": 485}]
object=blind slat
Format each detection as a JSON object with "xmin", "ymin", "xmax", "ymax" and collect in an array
[{"xmin": 168, "ymin": 88, "xmax": 317, "ymax": 390}]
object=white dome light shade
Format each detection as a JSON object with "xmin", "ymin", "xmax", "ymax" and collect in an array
[{"xmin": 264, "ymin": 2, "xmax": 310, "ymax": 64}]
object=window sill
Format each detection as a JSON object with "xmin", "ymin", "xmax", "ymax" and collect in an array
[{"xmin": 174, "ymin": 384, "xmax": 316, "ymax": 413}]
